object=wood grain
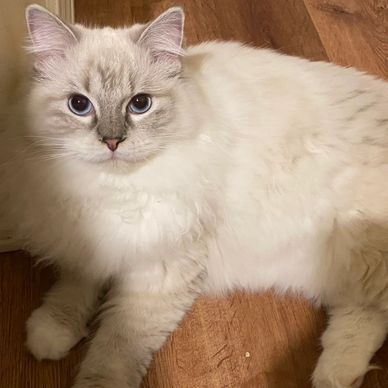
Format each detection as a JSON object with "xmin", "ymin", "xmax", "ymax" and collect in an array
[
  {"xmin": 2, "ymin": 1, "xmax": 388, "ymax": 387},
  {"xmin": 304, "ymin": 0, "xmax": 388, "ymax": 78},
  {"xmin": 74, "ymin": 0, "xmax": 328, "ymax": 59}
]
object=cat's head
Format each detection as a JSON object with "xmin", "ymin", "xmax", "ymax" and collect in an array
[{"xmin": 25, "ymin": 5, "xmax": 186, "ymax": 164}]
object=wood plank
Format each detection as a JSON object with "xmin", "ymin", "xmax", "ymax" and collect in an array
[
  {"xmin": 74, "ymin": 0, "xmax": 328, "ymax": 59},
  {"xmin": 144, "ymin": 293, "xmax": 326, "ymax": 388},
  {"xmin": 304, "ymin": 0, "xmax": 388, "ymax": 78}
]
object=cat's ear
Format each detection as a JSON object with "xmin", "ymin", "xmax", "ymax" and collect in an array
[
  {"xmin": 25, "ymin": 4, "xmax": 77, "ymax": 73},
  {"xmin": 138, "ymin": 7, "xmax": 185, "ymax": 62}
]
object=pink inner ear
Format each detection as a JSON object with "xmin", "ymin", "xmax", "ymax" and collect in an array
[
  {"xmin": 26, "ymin": 6, "xmax": 77, "ymax": 65},
  {"xmin": 139, "ymin": 8, "xmax": 185, "ymax": 60}
]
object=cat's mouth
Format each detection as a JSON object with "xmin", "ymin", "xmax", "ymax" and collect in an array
[
  {"xmin": 89, "ymin": 149, "xmax": 148, "ymax": 164},
  {"xmin": 110, "ymin": 152, "xmax": 119, "ymax": 160},
  {"xmin": 97, "ymin": 151, "xmax": 125, "ymax": 163},
  {"xmin": 76, "ymin": 142, "xmax": 155, "ymax": 164}
]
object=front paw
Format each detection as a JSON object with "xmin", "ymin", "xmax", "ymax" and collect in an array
[
  {"xmin": 313, "ymin": 356, "xmax": 368, "ymax": 388},
  {"xmin": 26, "ymin": 306, "xmax": 87, "ymax": 360},
  {"xmin": 71, "ymin": 376, "xmax": 141, "ymax": 388}
]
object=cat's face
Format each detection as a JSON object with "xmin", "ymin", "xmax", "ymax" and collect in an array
[{"xmin": 26, "ymin": 6, "xmax": 185, "ymax": 164}]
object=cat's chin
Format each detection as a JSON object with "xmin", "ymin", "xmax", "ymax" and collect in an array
[{"xmin": 77, "ymin": 151, "xmax": 150, "ymax": 165}]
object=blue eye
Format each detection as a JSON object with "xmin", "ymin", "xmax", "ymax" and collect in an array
[
  {"xmin": 128, "ymin": 94, "xmax": 152, "ymax": 114},
  {"xmin": 68, "ymin": 94, "xmax": 93, "ymax": 116}
]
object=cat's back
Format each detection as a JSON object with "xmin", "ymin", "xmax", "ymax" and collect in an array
[
  {"xmin": 189, "ymin": 42, "xmax": 388, "ymax": 295},
  {"xmin": 185, "ymin": 40, "xmax": 387, "ymax": 92},
  {"xmin": 184, "ymin": 41, "xmax": 388, "ymax": 160},
  {"xmin": 183, "ymin": 41, "xmax": 388, "ymax": 230}
]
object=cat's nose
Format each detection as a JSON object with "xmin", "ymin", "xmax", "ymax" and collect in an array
[{"xmin": 101, "ymin": 136, "xmax": 126, "ymax": 152}]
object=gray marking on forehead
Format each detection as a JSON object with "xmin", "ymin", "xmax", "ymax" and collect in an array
[
  {"xmin": 97, "ymin": 63, "xmax": 110, "ymax": 87},
  {"xmin": 82, "ymin": 57, "xmax": 98, "ymax": 94},
  {"xmin": 96, "ymin": 62, "xmax": 133, "ymax": 92}
]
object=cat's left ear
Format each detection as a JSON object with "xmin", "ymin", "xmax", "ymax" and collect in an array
[
  {"xmin": 25, "ymin": 4, "xmax": 78, "ymax": 74},
  {"xmin": 138, "ymin": 7, "xmax": 185, "ymax": 62}
]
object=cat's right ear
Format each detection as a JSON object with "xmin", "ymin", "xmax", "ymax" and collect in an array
[
  {"xmin": 138, "ymin": 7, "xmax": 185, "ymax": 62},
  {"xmin": 25, "ymin": 4, "xmax": 77, "ymax": 75}
]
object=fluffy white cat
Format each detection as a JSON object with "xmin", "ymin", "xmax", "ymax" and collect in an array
[{"xmin": 2, "ymin": 4, "xmax": 388, "ymax": 388}]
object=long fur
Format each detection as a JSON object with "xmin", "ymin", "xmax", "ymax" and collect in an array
[{"xmin": 2, "ymin": 5, "xmax": 388, "ymax": 388}]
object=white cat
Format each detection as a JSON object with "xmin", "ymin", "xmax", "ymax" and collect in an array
[{"xmin": 2, "ymin": 4, "xmax": 388, "ymax": 388}]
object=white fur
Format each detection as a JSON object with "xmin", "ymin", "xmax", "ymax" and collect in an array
[{"xmin": 3, "ymin": 5, "xmax": 388, "ymax": 388}]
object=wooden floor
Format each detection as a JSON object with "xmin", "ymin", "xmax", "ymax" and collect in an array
[{"xmin": 2, "ymin": 1, "xmax": 388, "ymax": 387}]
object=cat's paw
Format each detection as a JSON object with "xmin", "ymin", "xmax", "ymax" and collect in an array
[
  {"xmin": 26, "ymin": 306, "xmax": 87, "ymax": 360},
  {"xmin": 71, "ymin": 376, "xmax": 139, "ymax": 388},
  {"xmin": 312, "ymin": 357, "xmax": 368, "ymax": 388}
]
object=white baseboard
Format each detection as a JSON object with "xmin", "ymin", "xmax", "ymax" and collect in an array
[
  {"xmin": 0, "ymin": 230, "xmax": 21, "ymax": 253},
  {"xmin": 45, "ymin": 0, "xmax": 74, "ymax": 23},
  {"xmin": 0, "ymin": 238, "xmax": 21, "ymax": 253}
]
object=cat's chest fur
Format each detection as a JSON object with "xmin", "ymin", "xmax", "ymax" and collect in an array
[{"xmin": 14, "ymin": 150, "xmax": 213, "ymax": 279}]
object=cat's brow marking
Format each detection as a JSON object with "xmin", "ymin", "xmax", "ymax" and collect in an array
[{"xmin": 96, "ymin": 62, "xmax": 133, "ymax": 92}]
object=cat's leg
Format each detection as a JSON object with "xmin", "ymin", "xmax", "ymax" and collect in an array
[
  {"xmin": 71, "ymin": 260, "xmax": 205, "ymax": 388},
  {"xmin": 26, "ymin": 271, "xmax": 102, "ymax": 360},
  {"xmin": 312, "ymin": 306, "xmax": 387, "ymax": 388}
]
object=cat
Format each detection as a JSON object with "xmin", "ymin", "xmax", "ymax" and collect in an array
[{"xmin": 2, "ymin": 3, "xmax": 388, "ymax": 387}]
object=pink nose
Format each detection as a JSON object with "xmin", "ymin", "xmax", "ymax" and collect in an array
[{"xmin": 102, "ymin": 137, "xmax": 126, "ymax": 152}]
